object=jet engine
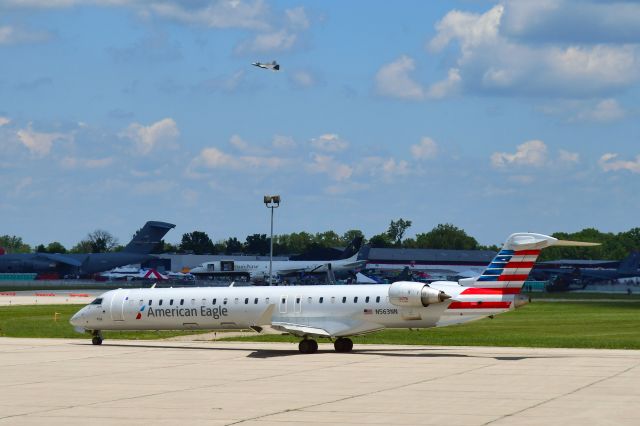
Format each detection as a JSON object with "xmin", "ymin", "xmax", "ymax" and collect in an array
[{"xmin": 388, "ymin": 281, "xmax": 451, "ymax": 307}]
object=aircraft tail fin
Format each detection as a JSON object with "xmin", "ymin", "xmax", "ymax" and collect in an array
[
  {"xmin": 273, "ymin": 64, "xmax": 280, "ymax": 70},
  {"xmin": 618, "ymin": 252, "xmax": 640, "ymax": 274},
  {"xmin": 123, "ymin": 221, "xmax": 176, "ymax": 254},
  {"xmin": 459, "ymin": 233, "xmax": 599, "ymax": 291},
  {"xmin": 340, "ymin": 236, "xmax": 364, "ymax": 260}
]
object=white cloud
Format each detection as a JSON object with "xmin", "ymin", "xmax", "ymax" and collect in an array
[
  {"xmin": 289, "ymin": 70, "xmax": 317, "ymax": 88},
  {"xmin": 375, "ymin": 55, "xmax": 424, "ymax": 100},
  {"xmin": 310, "ymin": 134, "xmax": 349, "ymax": 152},
  {"xmin": 427, "ymin": 68, "xmax": 461, "ymax": 99},
  {"xmin": 121, "ymin": 118, "xmax": 179, "ymax": 155},
  {"xmin": 307, "ymin": 154, "xmax": 353, "ymax": 181},
  {"xmin": 60, "ymin": 156, "xmax": 114, "ymax": 169},
  {"xmin": 491, "ymin": 140, "xmax": 548, "ymax": 168},
  {"xmin": 16, "ymin": 123, "xmax": 73, "ymax": 157},
  {"xmin": 411, "ymin": 137, "xmax": 438, "ymax": 160},
  {"xmin": 427, "ymin": 3, "xmax": 640, "ymax": 98},
  {"xmin": 599, "ymin": 153, "xmax": 640, "ymax": 173},
  {"xmin": 286, "ymin": 7, "xmax": 309, "ymax": 30},
  {"xmin": 236, "ymin": 29, "xmax": 297, "ymax": 53},
  {"xmin": 574, "ymin": 99, "xmax": 626, "ymax": 123},
  {"xmin": 272, "ymin": 135, "xmax": 296, "ymax": 149},
  {"xmin": 0, "ymin": 25, "xmax": 51, "ymax": 45},
  {"xmin": 0, "ymin": 117, "xmax": 10, "ymax": 127},
  {"xmin": 358, "ymin": 156, "xmax": 410, "ymax": 181},
  {"xmin": 229, "ymin": 134, "xmax": 250, "ymax": 152},
  {"xmin": 558, "ymin": 150, "xmax": 580, "ymax": 164},
  {"xmin": 194, "ymin": 147, "xmax": 289, "ymax": 171}
]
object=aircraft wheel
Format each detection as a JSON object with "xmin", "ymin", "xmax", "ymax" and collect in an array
[
  {"xmin": 91, "ymin": 336, "xmax": 103, "ymax": 345},
  {"xmin": 298, "ymin": 339, "xmax": 318, "ymax": 354},
  {"xmin": 334, "ymin": 337, "xmax": 353, "ymax": 353}
]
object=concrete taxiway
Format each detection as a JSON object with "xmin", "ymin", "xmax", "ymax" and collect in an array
[
  {"xmin": 0, "ymin": 290, "xmax": 100, "ymax": 306},
  {"xmin": 0, "ymin": 338, "xmax": 638, "ymax": 425}
]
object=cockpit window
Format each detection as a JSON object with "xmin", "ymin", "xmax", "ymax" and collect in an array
[{"xmin": 90, "ymin": 298, "xmax": 103, "ymax": 305}]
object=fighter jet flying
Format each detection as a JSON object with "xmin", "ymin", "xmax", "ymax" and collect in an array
[{"xmin": 252, "ymin": 60, "xmax": 280, "ymax": 71}]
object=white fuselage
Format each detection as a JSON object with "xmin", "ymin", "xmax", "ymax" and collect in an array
[
  {"xmin": 190, "ymin": 256, "xmax": 365, "ymax": 280},
  {"xmin": 70, "ymin": 282, "xmax": 520, "ymax": 336}
]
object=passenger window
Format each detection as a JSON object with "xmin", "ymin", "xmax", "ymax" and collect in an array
[
  {"xmin": 296, "ymin": 297, "xmax": 300, "ymax": 304},
  {"xmin": 223, "ymin": 298, "xmax": 228, "ymax": 305},
  {"xmin": 235, "ymin": 298, "xmax": 239, "ymax": 304},
  {"xmin": 170, "ymin": 299, "xmax": 174, "ymax": 305},
  {"xmin": 159, "ymin": 299, "xmax": 163, "ymax": 306},
  {"xmin": 213, "ymin": 298, "xmax": 217, "ymax": 305},
  {"xmin": 202, "ymin": 298, "xmax": 206, "ymax": 305},
  {"xmin": 354, "ymin": 297, "xmax": 358, "ymax": 303},
  {"xmin": 254, "ymin": 298, "xmax": 258, "ymax": 304},
  {"xmin": 331, "ymin": 297, "xmax": 336, "ymax": 303},
  {"xmin": 265, "ymin": 297, "xmax": 270, "ymax": 304},
  {"xmin": 148, "ymin": 300, "xmax": 152, "ymax": 306},
  {"xmin": 319, "ymin": 297, "xmax": 324, "ymax": 304},
  {"xmin": 307, "ymin": 297, "xmax": 312, "ymax": 304},
  {"xmin": 376, "ymin": 296, "xmax": 380, "ymax": 303},
  {"xmin": 365, "ymin": 296, "xmax": 370, "ymax": 303},
  {"xmin": 139, "ymin": 299, "xmax": 143, "ymax": 306},
  {"xmin": 180, "ymin": 299, "xmax": 184, "ymax": 305},
  {"xmin": 244, "ymin": 298, "xmax": 249, "ymax": 304},
  {"xmin": 281, "ymin": 297, "xmax": 286, "ymax": 304},
  {"xmin": 342, "ymin": 296, "xmax": 346, "ymax": 303}
]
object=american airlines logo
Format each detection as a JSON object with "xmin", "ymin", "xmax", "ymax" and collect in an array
[{"xmin": 139, "ymin": 305, "xmax": 229, "ymax": 320}]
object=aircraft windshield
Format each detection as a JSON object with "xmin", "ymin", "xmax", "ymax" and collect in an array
[{"xmin": 90, "ymin": 298, "xmax": 103, "ymax": 305}]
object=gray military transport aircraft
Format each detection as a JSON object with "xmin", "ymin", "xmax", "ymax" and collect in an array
[{"xmin": 0, "ymin": 221, "xmax": 175, "ymax": 276}]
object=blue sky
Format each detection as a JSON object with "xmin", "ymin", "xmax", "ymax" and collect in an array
[{"xmin": 1, "ymin": 0, "xmax": 639, "ymax": 248}]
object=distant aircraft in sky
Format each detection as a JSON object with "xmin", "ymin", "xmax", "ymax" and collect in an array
[
  {"xmin": 71, "ymin": 232, "xmax": 598, "ymax": 352},
  {"xmin": 252, "ymin": 60, "xmax": 280, "ymax": 71},
  {"xmin": 189, "ymin": 237, "xmax": 366, "ymax": 282},
  {"xmin": 0, "ymin": 221, "xmax": 175, "ymax": 276}
]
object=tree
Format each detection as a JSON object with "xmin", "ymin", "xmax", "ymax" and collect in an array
[
  {"xmin": 414, "ymin": 224, "xmax": 478, "ymax": 250},
  {"xmin": 245, "ymin": 234, "xmax": 269, "ymax": 255},
  {"xmin": 35, "ymin": 244, "xmax": 47, "ymax": 253},
  {"xmin": 46, "ymin": 241, "xmax": 67, "ymax": 253},
  {"xmin": 180, "ymin": 231, "xmax": 216, "ymax": 254},
  {"xmin": 225, "ymin": 237, "xmax": 244, "ymax": 254},
  {"xmin": 87, "ymin": 230, "xmax": 119, "ymax": 253},
  {"xmin": 313, "ymin": 231, "xmax": 342, "ymax": 247},
  {"xmin": 341, "ymin": 229, "xmax": 365, "ymax": 246},
  {"xmin": 369, "ymin": 233, "xmax": 393, "ymax": 248},
  {"xmin": 0, "ymin": 235, "xmax": 31, "ymax": 253},
  {"xmin": 387, "ymin": 218, "xmax": 412, "ymax": 246}
]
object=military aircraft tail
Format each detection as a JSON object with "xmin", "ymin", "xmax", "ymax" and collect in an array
[
  {"xmin": 459, "ymin": 233, "xmax": 599, "ymax": 292},
  {"xmin": 123, "ymin": 221, "xmax": 176, "ymax": 254},
  {"xmin": 618, "ymin": 251, "xmax": 640, "ymax": 274},
  {"xmin": 340, "ymin": 236, "xmax": 364, "ymax": 260}
]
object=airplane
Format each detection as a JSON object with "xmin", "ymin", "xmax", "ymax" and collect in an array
[
  {"xmin": 70, "ymin": 232, "xmax": 598, "ymax": 353},
  {"xmin": 531, "ymin": 251, "xmax": 640, "ymax": 289},
  {"xmin": 0, "ymin": 221, "xmax": 175, "ymax": 276},
  {"xmin": 189, "ymin": 237, "xmax": 366, "ymax": 283},
  {"xmin": 251, "ymin": 60, "xmax": 280, "ymax": 71}
]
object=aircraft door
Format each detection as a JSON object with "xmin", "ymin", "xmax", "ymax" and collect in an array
[
  {"xmin": 109, "ymin": 290, "xmax": 129, "ymax": 321},
  {"xmin": 279, "ymin": 295, "xmax": 287, "ymax": 314},
  {"xmin": 294, "ymin": 295, "xmax": 302, "ymax": 314}
]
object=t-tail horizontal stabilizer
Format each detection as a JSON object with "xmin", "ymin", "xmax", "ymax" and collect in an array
[
  {"xmin": 123, "ymin": 221, "xmax": 176, "ymax": 254},
  {"xmin": 460, "ymin": 233, "xmax": 600, "ymax": 290}
]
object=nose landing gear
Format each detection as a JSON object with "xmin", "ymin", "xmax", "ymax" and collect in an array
[{"xmin": 91, "ymin": 331, "xmax": 103, "ymax": 345}]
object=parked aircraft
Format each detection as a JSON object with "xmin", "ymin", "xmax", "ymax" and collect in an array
[
  {"xmin": 252, "ymin": 60, "xmax": 280, "ymax": 71},
  {"xmin": 70, "ymin": 232, "xmax": 598, "ymax": 353},
  {"xmin": 0, "ymin": 221, "xmax": 175, "ymax": 276},
  {"xmin": 189, "ymin": 237, "xmax": 366, "ymax": 282},
  {"xmin": 532, "ymin": 251, "xmax": 640, "ymax": 287}
]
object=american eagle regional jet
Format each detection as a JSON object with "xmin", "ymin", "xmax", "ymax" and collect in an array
[{"xmin": 70, "ymin": 233, "xmax": 597, "ymax": 353}]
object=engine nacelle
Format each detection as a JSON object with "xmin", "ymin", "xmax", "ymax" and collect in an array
[{"xmin": 388, "ymin": 281, "xmax": 451, "ymax": 307}]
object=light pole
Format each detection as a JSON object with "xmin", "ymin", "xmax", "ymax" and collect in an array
[{"xmin": 263, "ymin": 195, "xmax": 280, "ymax": 285}]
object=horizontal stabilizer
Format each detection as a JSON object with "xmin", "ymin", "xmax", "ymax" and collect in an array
[{"xmin": 551, "ymin": 240, "xmax": 601, "ymax": 247}]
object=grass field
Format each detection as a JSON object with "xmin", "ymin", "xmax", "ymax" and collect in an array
[
  {"xmin": 527, "ymin": 292, "xmax": 640, "ymax": 300},
  {"xmin": 1, "ymin": 302, "xmax": 638, "ymax": 349},
  {"xmin": 0, "ymin": 305, "xmax": 207, "ymax": 340}
]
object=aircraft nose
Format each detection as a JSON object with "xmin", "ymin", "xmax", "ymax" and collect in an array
[{"xmin": 69, "ymin": 310, "xmax": 83, "ymax": 327}]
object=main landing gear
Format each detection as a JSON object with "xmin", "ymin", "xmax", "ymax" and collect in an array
[
  {"xmin": 91, "ymin": 330, "xmax": 103, "ymax": 345},
  {"xmin": 333, "ymin": 337, "xmax": 353, "ymax": 353},
  {"xmin": 297, "ymin": 337, "xmax": 354, "ymax": 354},
  {"xmin": 298, "ymin": 338, "xmax": 318, "ymax": 354}
]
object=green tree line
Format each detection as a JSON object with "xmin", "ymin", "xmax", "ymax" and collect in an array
[{"xmin": 2, "ymin": 220, "xmax": 639, "ymax": 260}]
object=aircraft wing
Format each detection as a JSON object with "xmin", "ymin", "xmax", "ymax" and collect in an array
[
  {"xmin": 272, "ymin": 317, "xmax": 384, "ymax": 338},
  {"xmin": 35, "ymin": 253, "xmax": 83, "ymax": 267}
]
